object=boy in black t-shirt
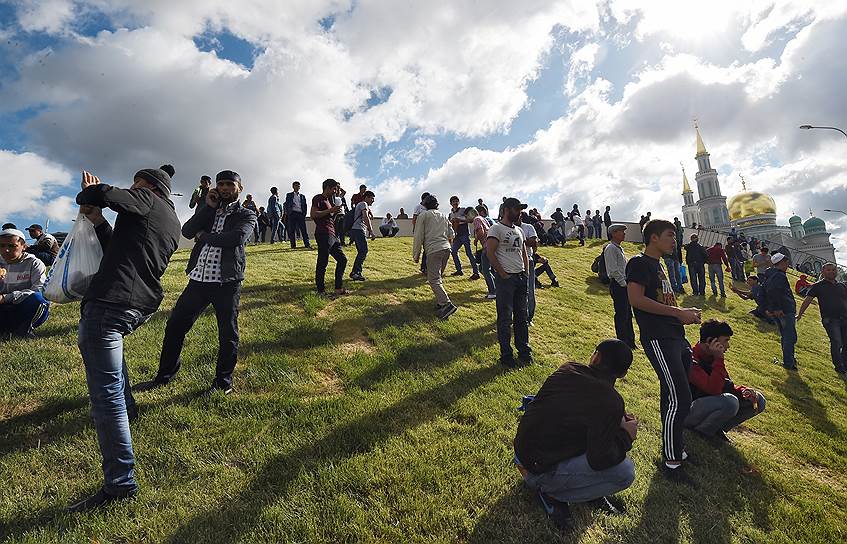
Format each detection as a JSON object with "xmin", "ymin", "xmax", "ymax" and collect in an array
[{"xmin": 626, "ymin": 219, "xmax": 701, "ymax": 483}]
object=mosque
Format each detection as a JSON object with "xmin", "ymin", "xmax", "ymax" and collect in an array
[{"xmin": 680, "ymin": 124, "xmax": 837, "ymax": 274}]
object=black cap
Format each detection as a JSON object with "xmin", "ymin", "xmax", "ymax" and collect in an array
[
  {"xmin": 26, "ymin": 224, "xmax": 43, "ymax": 231},
  {"xmin": 216, "ymin": 170, "xmax": 242, "ymax": 184},
  {"xmin": 134, "ymin": 167, "xmax": 172, "ymax": 196},
  {"xmin": 502, "ymin": 197, "xmax": 527, "ymax": 210}
]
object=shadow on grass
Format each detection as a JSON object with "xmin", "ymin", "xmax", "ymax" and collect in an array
[
  {"xmin": 773, "ymin": 371, "xmax": 841, "ymax": 437},
  {"xmin": 164, "ymin": 364, "xmax": 503, "ymax": 544},
  {"xmin": 626, "ymin": 438, "xmax": 775, "ymax": 543},
  {"xmin": 584, "ymin": 276, "xmax": 608, "ymax": 296}
]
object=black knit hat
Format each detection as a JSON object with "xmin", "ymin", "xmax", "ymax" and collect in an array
[
  {"xmin": 134, "ymin": 167, "xmax": 172, "ymax": 196},
  {"xmin": 216, "ymin": 170, "xmax": 242, "ymax": 184}
]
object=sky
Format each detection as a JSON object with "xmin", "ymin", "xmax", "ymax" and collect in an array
[{"xmin": 0, "ymin": 0, "xmax": 845, "ymax": 257}]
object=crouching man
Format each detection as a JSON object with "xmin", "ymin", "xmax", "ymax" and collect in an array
[
  {"xmin": 686, "ymin": 319, "xmax": 766, "ymax": 443},
  {"xmin": 513, "ymin": 339, "xmax": 637, "ymax": 532}
]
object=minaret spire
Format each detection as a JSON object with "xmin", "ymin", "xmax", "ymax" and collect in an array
[
  {"xmin": 681, "ymin": 162, "xmax": 692, "ymax": 194},
  {"xmin": 739, "ymin": 173, "xmax": 747, "ymax": 191},
  {"xmin": 694, "ymin": 119, "xmax": 708, "ymax": 157}
]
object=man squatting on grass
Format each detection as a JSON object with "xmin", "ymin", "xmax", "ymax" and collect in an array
[
  {"xmin": 412, "ymin": 194, "xmax": 459, "ymax": 320},
  {"xmin": 0, "ymin": 228, "xmax": 49, "ymax": 338},
  {"xmin": 626, "ymin": 219, "xmax": 701, "ymax": 483},
  {"xmin": 142, "ymin": 170, "xmax": 257, "ymax": 395},
  {"xmin": 69, "ymin": 166, "xmax": 181, "ymax": 513},
  {"xmin": 514, "ymin": 339, "xmax": 637, "ymax": 532},
  {"xmin": 685, "ymin": 320, "xmax": 766, "ymax": 442}
]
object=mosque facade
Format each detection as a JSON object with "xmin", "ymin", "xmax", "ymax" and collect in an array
[{"xmin": 681, "ymin": 125, "xmax": 837, "ymax": 273}]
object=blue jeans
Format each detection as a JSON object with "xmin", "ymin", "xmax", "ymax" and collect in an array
[
  {"xmin": 520, "ymin": 454, "xmax": 635, "ymax": 504},
  {"xmin": 0, "ymin": 292, "xmax": 50, "ymax": 335},
  {"xmin": 708, "ymin": 263, "xmax": 726, "ymax": 296},
  {"xmin": 78, "ymin": 301, "xmax": 150, "ymax": 495},
  {"xmin": 493, "ymin": 272, "xmax": 530, "ymax": 361},
  {"xmin": 527, "ymin": 269, "xmax": 536, "ymax": 323},
  {"xmin": 269, "ymin": 215, "xmax": 281, "ymax": 243},
  {"xmin": 287, "ymin": 211, "xmax": 310, "ymax": 248},
  {"xmin": 350, "ymin": 229, "xmax": 368, "ymax": 276},
  {"xmin": 685, "ymin": 392, "xmax": 766, "ymax": 435},
  {"xmin": 451, "ymin": 233, "xmax": 478, "ymax": 275},
  {"xmin": 664, "ymin": 257, "xmax": 682, "ymax": 293},
  {"xmin": 479, "ymin": 250, "xmax": 496, "ymax": 295},
  {"xmin": 775, "ymin": 314, "xmax": 797, "ymax": 367}
]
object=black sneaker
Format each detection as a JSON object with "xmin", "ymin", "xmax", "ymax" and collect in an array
[
  {"xmin": 437, "ymin": 303, "xmax": 458, "ymax": 320},
  {"xmin": 716, "ymin": 430, "xmax": 732, "ymax": 443},
  {"xmin": 499, "ymin": 357, "xmax": 517, "ymax": 369},
  {"xmin": 537, "ymin": 492, "xmax": 574, "ymax": 533},
  {"xmin": 551, "ymin": 280, "xmax": 560, "ymax": 288},
  {"xmin": 134, "ymin": 377, "xmax": 168, "ymax": 392},
  {"xmin": 206, "ymin": 383, "xmax": 234, "ymax": 396},
  {"xmin": 517, "ymin": 355, "xmax": 535, "ymax": 367},
  {"xmin": 658, "ymin": 462, "xmax": 695, "ymax": 486},
  {"xmin": 67, "ymin": 487, "xmax": 137, "ymax": 513},
  {"xmin": 450, "ymin": 270, "xmax": 464, "ymax": 277},
  {"xmin": 469, "ymin": 273, "xmax": 480, "ymax": 280},
  {"xmin": 589, "ymin": 495, "xmax": 626, "ymax": 515}
]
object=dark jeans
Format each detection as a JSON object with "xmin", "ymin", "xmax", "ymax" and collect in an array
[
  {"xmin": 269, "ymin": 215, "xmax": 281, "ymax": 243},
  {"xmin": 78, "ymin": 301, "xmax": 151, "ymax": 495},
  {"xmin": 316, "ymin": 232, "xmax": 347, "ymax": 292},
  {"xmin": 534, "ymin": 260, "xmax": 556, "ymax": 283},
  {"xmin": 350, "ymin": 228, "xmax": 368, "ymax": 276},
  {"xmin": 822, "ymin": 316, "xmax": 847, "ymax": 371},
  {"xmin": 642, "ymin": 337, "xmax": 692, "ymax": 462},
  {"xmin": 688, "ymin": 263, "xmax": 706, "ymax": 295},
  {"xmin": 451, "ymin": 233, "xmax": 479, "ymax": 275},
  {"xmin": 379, "ymin": 225, "xmax": 399, "ymax": 237},
  {"xmin": 158, "ymin": 280, "xmax": 242, "ymax": 389},
  {"xmin": 775, "ymin": 315, "xmax": 797, "ymax": 367},
  {"xmin": 287, "ymin": 211, "xmax": 310, "ymax": 248},
  {"xmin": 609, "ymin": 282, "xmax": 635, "ymax": 347},
  {"xmin": 0, "ymin": 291, "xmax": 50, "ymax": 335},
  {"xmin": 259, "ymin": 226, "xmax": 267, "ymax": 243},
  {"xmin": 31, "ymin": 251, "xmax": 55, "ymax": 266},
  {"xmin": 577, "ymin": 225, "xmax": 585, "ymax": 245},
  {"xmin": 493, "ymin": 272, "xmax": 530, "ymax": 362}
]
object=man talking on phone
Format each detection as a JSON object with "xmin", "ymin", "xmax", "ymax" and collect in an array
[
  {"xmin": 311, "ymin": 179, "xmax": 348, "ymax": 296},
  {"xmin": 141, "ymin": 170, "xmax": 256, "ymax": 395}
]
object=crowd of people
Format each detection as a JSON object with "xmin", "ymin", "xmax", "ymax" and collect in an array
[{"xmin": 1, "ymin": 165, "xmax": 845, "ymax": 536}]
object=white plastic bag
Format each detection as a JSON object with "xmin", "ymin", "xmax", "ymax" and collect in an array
[{"xmin": 43, "ymin": 213, "xmax": 104, "ymax": 303}]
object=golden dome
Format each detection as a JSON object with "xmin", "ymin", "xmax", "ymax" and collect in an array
[{"xmin": 728, "ymin": 191, "xmax": 777, "ymax": 221}]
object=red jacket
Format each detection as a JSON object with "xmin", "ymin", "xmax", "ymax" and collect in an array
[
  {"xmin": 689, "ymin": 343, "xmax": 746, "ymax": 399},
  {"xmin": 706, "ymin": 246, "xmax": 729, "ymax": 267}
]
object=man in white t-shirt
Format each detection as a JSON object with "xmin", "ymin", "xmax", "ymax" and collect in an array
[
  {"xmin": 572, "ymin": 212, "xmax": 585, "ymax": 246},
  {"xmin": 518, "ymin": 213, "xmax": 539, "ymax": 326},
  {"xmin": 487, "ymin": 197, "xmax": 532, "ymax": 368}
]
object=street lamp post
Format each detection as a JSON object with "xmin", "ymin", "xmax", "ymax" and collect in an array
[
  {"xmin": 823, "ymin": 209, "xmax": 847, "ymax": 216},
  {"xmin": 799, "ymin": 125, "xmax": 847, "ymax": 140}
]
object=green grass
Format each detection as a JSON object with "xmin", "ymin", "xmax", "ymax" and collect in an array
[{"xmin": 2, "ymin": 238, "xmax": 846, "ymax": 543}]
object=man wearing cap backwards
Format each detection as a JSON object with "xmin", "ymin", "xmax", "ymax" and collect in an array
[
  {"xmin": 24, "ymin": 224, "xmax": 59, "ymax": 266},
  {"xmin": 487, "ymin": 197, "xmax": 532, "ymax": 368},
  {"xmin": 764, "ymin": 252, "xmax": 798, "ymax": 369},
  {"xmin": 69, "ymin": 165, "xmax": 181, "ymax": 512},
  {"xmin": 144, "ymin": 171, "xmax": 257, "ymax": 396},
  {"xmin": 0, "ymin": 228, "xmax": 49, "ymax": 338},
  {"xmin": 604, "ymin": 224, "xmax": 635, "ymax": 349}
]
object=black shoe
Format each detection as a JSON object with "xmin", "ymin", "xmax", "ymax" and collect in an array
[
  {"xmin": 206, "ymin": 383, "xmax": 234, "ymax": 396},
  {"xmin": 350, "ymin": 274, "xmax": 366, "ymax": 281},
  {"xmin": 658, "ymin": 462, "xmax": 695, "ymax": 486},
  {"xmin": 437, "ymin": 303, "xmax": 458, "ymax": 320},
  {"xmin": 538, "ymin": 492, "xmax": 574, "ymax": 533},
  {"xmin": 535, "ymin": 280, "xmax": 543, "ymax": 289},
  {"xmin": 134, "ymin": 378, "xmax": 168, "ymax": 392},
  {"xmin": 589, "ymin": 495, "xmax": 626, "ymax": 515},
  {"xmin": 67, "ymin": 487, "xmax": 137, "ymax": 513},
  {"xmin": 499, "ymin": 357, "xmax": 517, "ymax": 369},
  {"xmin": 716, "ymin": 430, "xmax": 732, "ymax": 443},
  {"xmin": 517, "ymin": 355, "xmax": 534, "ymax": 367},
  {"xmin": 836, "ymin": 366, "xmax": 847, "ymax": 375},
  {"xmin": 551, "ymin": 280, "xmax": 560, "ymax": 288},
  {"xmin": 469, "ymin": 273, "xmax": 480, "ymax": 280},
  {"xmin": 450, "ymin": 270, "xmax": 464, "ymax": 277}
]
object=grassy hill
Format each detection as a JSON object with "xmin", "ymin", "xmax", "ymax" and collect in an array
[{"xmin": 1, "ymin": 237, "xmax": 846, "ymax": 543}]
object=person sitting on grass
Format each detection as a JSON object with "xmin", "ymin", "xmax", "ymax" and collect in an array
[
  {"xmin": 533, "ymin": 252, "xmax": 559, "ymax": 288},
  {"xmin": 513, "ymin": 339, "xmax": 637, "ymax": 533},
  {"xmin": 0, "ymin": 228, "xmax": 49, "ymax": 339},
  {"xmin": 24, "ymin": 224, "xmax": 59, "ymax": 266},
  {"xmin": 685, "ymin": 320, "xmax": 766, "ymax": 444},
  {"xmin": 730, "ymin": 275, "xmax": 772, "ymax": 323}
]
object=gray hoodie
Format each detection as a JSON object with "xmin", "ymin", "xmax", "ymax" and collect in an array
[{"xmin": 0, "ymin": 253, "xmax": 46, "ymax": 303}]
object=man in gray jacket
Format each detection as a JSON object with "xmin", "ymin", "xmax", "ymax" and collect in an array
[
  {"xmin": 143, "ymin": 170, "xmax": 256, "ymax": 394},
  {"xmin": 604, "ymin": 224, "xmax": 635, "ymax": 349}
]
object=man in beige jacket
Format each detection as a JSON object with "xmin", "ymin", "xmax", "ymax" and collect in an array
[{"xmin": 413, "ymin": 194, "xmax": 458, "ymax": 319}]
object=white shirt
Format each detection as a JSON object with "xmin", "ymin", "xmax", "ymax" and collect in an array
[
  {"xmin": 488, "ymin": 222, "xmax": 526, "ymax": 274},
  {"xmin": 382, "ymin": 217, "xmax": 397, "ymax": 228},
  {"xmin": 519, "ymin": 223, "xmax": 537, "ymax": 259},
  {"xmin": 573, "ymin": 214, "xmax": 584, "ymax": 226},
  {"xmin": 351, "ymin": 201, "xmax": 369, "ymax": 231}
]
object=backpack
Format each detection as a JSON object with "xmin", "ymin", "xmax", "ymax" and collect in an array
[
  {"xmin": 592, "ymin": 244, "xmax": 610, "ymax": 284},
  {"xmin": 343, "ymin": 204, "xmax": 361, "ymax": 232}
]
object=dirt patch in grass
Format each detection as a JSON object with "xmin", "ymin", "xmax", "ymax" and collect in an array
[
  {"xmin": 333, "ymin": 318, "xmax": 376, "ymax": 355},
  {"xmin": 0, "ymin": 399, "xmax": 40, "ymax": 420},
  {"xmin": 311, "ymin": 367, "xmax": 344, "ymax": 397}
]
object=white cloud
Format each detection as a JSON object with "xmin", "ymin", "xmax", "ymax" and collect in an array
[
  {"xmin": 15, "ymin": 0, "xmax": 76, "ymax": 34},
  {"xmin": 0, "ymin": 149, "xmax": 75, "ymax": 222}
]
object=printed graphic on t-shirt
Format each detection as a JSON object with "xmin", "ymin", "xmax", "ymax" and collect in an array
[{"xmin": 658, "ymin": 261, "xmax": 677, "ymax": 307}]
